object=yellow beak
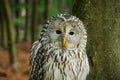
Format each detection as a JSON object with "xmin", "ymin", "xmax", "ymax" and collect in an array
[{"xmin": 61, "ymin": 37, "xmax": 66, "ymax": 47}]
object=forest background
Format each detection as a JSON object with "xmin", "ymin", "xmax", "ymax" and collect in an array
[{"xmin": 0, "ymin": 0, "xmax": 120, "ymax": 80}]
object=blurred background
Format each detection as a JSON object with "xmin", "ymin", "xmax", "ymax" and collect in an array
[
  {"xmin": 0, "ymin": 0, "xmax": 72, "ymax": 80},
  {"xmin": 1, "ymin": 0, "xmax": 120, "ymax": 80}
]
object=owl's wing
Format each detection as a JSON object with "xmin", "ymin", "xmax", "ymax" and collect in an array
[
  {"xmin": 29, "ymin": 40, "xmax": 42, "ymax": 79},
  {"xmin": 30, "ymin": 40, "xmax": 41, "ymax": 66}
]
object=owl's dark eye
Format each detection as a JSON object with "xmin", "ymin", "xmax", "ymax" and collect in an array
[
  {"xmin": 69, "ymin": 32, "xmax": 74, "ymax": 35},
  {"xmin": 56, "ymin": 30, "xmax": 61, "ymax": 34}
]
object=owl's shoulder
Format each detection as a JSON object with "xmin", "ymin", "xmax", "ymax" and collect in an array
[
  {"xmin": 29, "ymin": 40, "xmax": 44, "ymax": 79},
  {"xmin": 30, "ymin": 40, "xmax": 42, "ymax": 64}
]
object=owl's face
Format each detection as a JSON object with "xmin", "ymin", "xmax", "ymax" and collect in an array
[{"xmin": 47, "ymin": 18, "xmax": 82, "ymax": 50}]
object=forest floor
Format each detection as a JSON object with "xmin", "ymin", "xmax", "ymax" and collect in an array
[{"xmin": 0, "ymin": 41, "xmax": 31, "ymax": 80}]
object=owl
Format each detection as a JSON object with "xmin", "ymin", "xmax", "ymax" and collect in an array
[{"xmin": 29, "ymin": 14, "xmax": 89, "ymax": 80}]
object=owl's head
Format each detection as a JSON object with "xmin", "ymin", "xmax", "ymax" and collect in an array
[{"xmin": 41, "ymin": 14, "xmax": 87, "ymax": 50}]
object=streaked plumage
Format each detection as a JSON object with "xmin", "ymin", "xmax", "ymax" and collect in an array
[{"xmin": 29, "ymin": 14, "xmax": 89, "ymax": 80}]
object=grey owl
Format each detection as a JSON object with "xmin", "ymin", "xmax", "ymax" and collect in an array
[{"xmin": 29, "ymin": 14, "xmax": 89, "ymax": 80}]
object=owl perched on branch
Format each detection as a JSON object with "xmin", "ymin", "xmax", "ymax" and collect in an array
[{"xmin": 29, "ymin": 14, "xmax": 89, "ymax": 80}]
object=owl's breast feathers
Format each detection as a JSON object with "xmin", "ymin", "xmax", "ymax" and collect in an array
[{"xmin": 29, "ymin": 40, "xmax": 89, "ymax": 80}]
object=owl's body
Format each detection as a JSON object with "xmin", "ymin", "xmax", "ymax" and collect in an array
[{"xmin": 29, "ymin": 14, "xmax": 89, "ymax": 80}]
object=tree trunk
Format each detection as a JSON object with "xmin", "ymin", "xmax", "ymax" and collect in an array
[
  {"xmin": 73, "ymin": 0, "xmax": 120, "ymax": 80},
  {"xmin": 23, "ymin": 0, "xmax": 30, "ymax": 41},
  {"xmin": 0, "ymin": 6, "xmax": 3, "ymax": 46},
  {"xmin": 0, "ymin": 1, "xmax": 8, "ymax": 48},
  {"xmin": 44, "ymin": 0, "xmax": 51, "ymax": 22},
  {"xmin": 31, "ymin": 0, "xmax": 40, "ymax": 43},
  {"xmin": 0, "ymin": 24, "xmax": 1, "ymax": 46},
  {"xmin": 58, "ymin": 0, "xmax": 67, "ymax": 13},
  {"xmin": 1, "ymin": 0, "xmax": 17, "ymax": 68},
  {"xmin": 1, "ymin": 15, "xmax": 8, "ymax": 48},
  {"xmin": 15, "ymin": 0, "xmax": 20, "ymax": 42}
]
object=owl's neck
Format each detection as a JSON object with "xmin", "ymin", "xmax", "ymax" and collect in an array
[{"xmin": 41, "ymin": 43, "xmax": 85, "ymax": 63}]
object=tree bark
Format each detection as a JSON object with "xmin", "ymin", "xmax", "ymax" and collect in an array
[
  {"xmin": 31, "ymin": 0, "xmax": 40, "ymax": 43},
  {"xmin": 73, "ymin": 0, "xmax": 120, "ymax": 80},
  {"xmin": 1, "ymin": 0, "xmax": 17, "ymax": 68}
]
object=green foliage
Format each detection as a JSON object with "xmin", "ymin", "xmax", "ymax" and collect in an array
[
  {"xmin": 11, "ymin": 3, "xmax": 31, "ymax": 25},
  {"xmin": 11, "ymin": 0, "xmax": 72, "ymax": 26},
  {"xmin": 8, "ymin": 40, "xmax": 12, "ymax": 45},
  {"xmin": 38, "ymin": 0, "xmax": 45, "ymax": 12},
  {"xmin": 13, "ymin": 17, "xmax": 23, "ymax": 25},
  {"xmin": 51, "ymin": 0, "xmax": 59, "ymax": 16},
  {"xmin": 66, "ymin": 0, "xmax": 72, "ymax": 5},
  {"xmin": 11, "ymin": 4, "xmax": 32, "ymax": 10}
]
